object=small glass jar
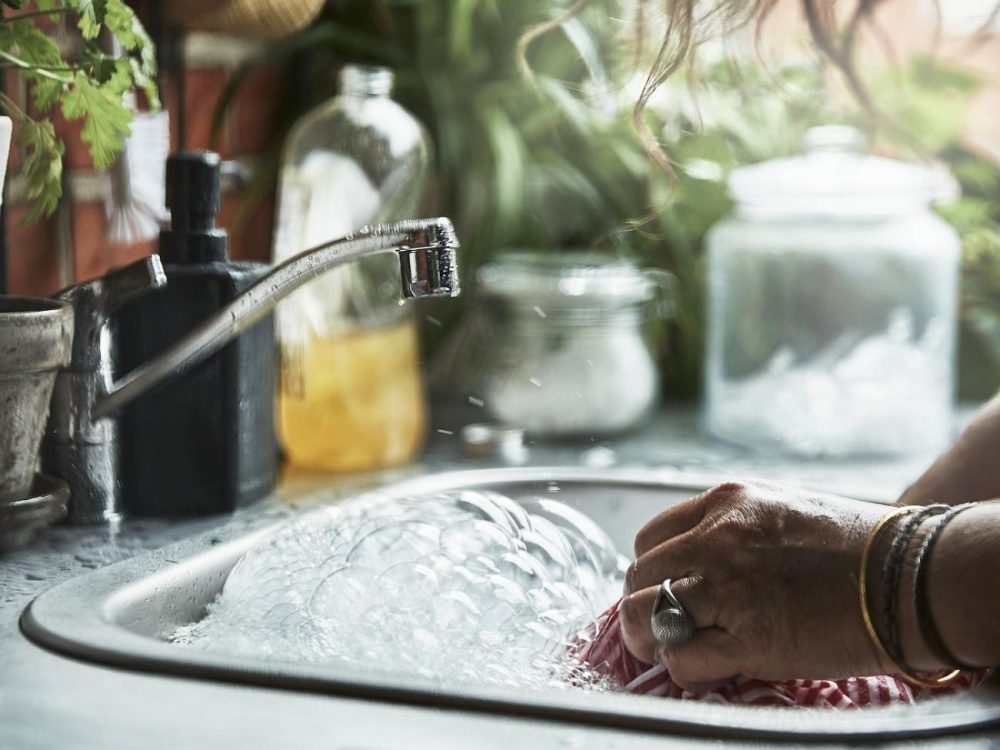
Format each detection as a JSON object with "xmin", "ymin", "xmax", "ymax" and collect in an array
[
  {"xmin": 704, "ymin": 126, "xmax": 961, "ymax": 456},
  {"xmin": 474, "ymin": 252, "xmax": 672, "ymax": 436}
]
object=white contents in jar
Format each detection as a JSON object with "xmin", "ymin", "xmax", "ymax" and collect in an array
[
  {"xmin": 709, "ymin": 309, "xmax": 952, "ymax": 456},
  {"xmin": 485, "ymin": 329, "xmax": 657, "ymax": 435}
]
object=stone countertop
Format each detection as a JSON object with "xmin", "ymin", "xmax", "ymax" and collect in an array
[{"xmin": 0, "ymin": 405, "xmax": 977, "ymax": 749}]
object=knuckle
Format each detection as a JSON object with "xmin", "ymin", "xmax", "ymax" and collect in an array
[
  {"xmin": 633, "ymin": 533, "xmax": 648, "ymax": 560},
  {"xmin": 708, "ymin": 481, "xmax": 754, "ymax": 511},
  {"xmin": 713, "ymin": 480, "xmax": 748, "ymax": 497},
  {"xmin": 624, "ymin": 560, "xmax": 639, "ymax": 593},
  {"xmin": 634, "ymin": 522, "xmax": 664, "ymax": 559}
]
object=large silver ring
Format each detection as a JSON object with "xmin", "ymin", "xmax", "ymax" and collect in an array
[{"xmin": 651, "ymin": 578, "xmax": 695, "ymax": 649}]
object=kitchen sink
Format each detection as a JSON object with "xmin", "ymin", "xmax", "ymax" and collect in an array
[{"xmin": 20, "ymin": 467, "xmax": 1000, "ymax": 742}]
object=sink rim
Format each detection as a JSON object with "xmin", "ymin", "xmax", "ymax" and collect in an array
[{"xmin": 20, "ymin": 466, "xmax": 1000, "ymax": 742}]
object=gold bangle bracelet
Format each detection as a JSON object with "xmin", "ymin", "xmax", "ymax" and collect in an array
[{"xmin": 858, "ymin": 505, "xmax": 962, "ymax": 689}]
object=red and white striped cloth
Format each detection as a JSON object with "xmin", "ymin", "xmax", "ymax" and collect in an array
[{"xmin": 575, "ymin": 600, "xmax": 987, "ymax": 708}]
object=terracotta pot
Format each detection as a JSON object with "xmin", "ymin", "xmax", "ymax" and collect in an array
[{"xmin": 0, "ymin": 296, "xmax": 73, "ymax": 505}]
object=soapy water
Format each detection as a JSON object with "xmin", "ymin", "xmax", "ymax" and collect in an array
[{"xmin": 171, "ymin": 490, "xmax": 629, "ymax": 691}]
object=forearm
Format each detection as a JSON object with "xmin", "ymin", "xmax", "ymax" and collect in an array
[
  {"xmin": 898, "ymin": 502, "xmax": 1000, "ymax": 670},
  {"xmin": 899, "ymin": 394, "xmax": 1000, "ymax": 507}
]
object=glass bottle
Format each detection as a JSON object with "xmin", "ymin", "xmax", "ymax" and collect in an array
[{"xmin": 272, "ymin": 65, "xmax": 432, "ymax": 471}]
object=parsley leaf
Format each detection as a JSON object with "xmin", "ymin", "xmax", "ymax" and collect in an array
[
  {"xmin": 0, "ymin": 24, "xmax": 67, "ymax": 111},
  {"xmin": 60, "ymin": 72, "xmax": 131, "ymax": 169},
  {"xmin": 1, "ymin": 0, "xmax": 158, "ymax": 218},
  {"xmin": 16, "ymin": 115, "xmax": 64, "ymax": 222},
  {"xmin": 69, "ymin": 0, "xmax": 108, "ymax": 40}
]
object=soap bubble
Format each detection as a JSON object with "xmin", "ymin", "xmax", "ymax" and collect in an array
[
  {"xmin": 439, "ymin": 519, "xmax": 518, "ymax": 564},
  {"xmin": 495, "ymin": 550, "xmax": 549, "ymax": 591},
  {"xmin": 171, "ymin": 489, "xmax": 623, "ymax": 693},
  {"xmin": 377, "ymin": 562, "xmax": 439, "ymax": 611},
  {"xmin": 309, "ymin": 565, "xmax": 378, "ymax": 621},
  {"xmin": 453, "ymin": 490, "xmax": 521, "ymax": 537},
  {"xmin": 521, "ymin": 498, "xmax": 622, "ymax": 578},
  {"xmin": 347, "ymin": 521, "xmax": 440, "ymax": 567}
]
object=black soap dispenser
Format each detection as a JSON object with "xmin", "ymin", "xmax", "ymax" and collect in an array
[{"xmin": 114, "ymin": 150, "xmax": 278, "ymax": 516}]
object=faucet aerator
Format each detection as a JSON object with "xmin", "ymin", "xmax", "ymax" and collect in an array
[{"xmin": 399, "ymin": 245, "xmax": 461, "ymax": 299}]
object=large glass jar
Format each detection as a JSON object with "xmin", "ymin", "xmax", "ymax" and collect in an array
[
  {"xmin": 705, "ymin": 127, "xmax": 960, "ymax": 457},
  {"xmin": 472, "ymin": 253, "xmax": 672, "ymax": 436},
  {"xmin": 272, "ymin": 65, "xmax": 431, "ymax": 471}
]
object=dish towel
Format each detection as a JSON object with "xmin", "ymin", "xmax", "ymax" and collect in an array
[{"xmin": 575, "ymin": 600, "xmax": 987, "ymax": 708}]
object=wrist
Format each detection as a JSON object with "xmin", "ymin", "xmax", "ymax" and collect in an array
[{"xmin": 929, "ymin": 502, "xmax": 1000, "ymax": 668}]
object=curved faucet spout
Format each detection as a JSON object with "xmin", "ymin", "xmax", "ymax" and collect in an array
[{"xmin": 94, "ymin": 217, "xmax": 460, "ymax": 420}]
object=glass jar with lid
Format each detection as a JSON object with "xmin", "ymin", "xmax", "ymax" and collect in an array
[
  {"xmin": 468, "ymin": 252, "xmax": 672, "ymax": 436},
  {"xmin": 705, "ymin": 126, "xmax": 960, "ymax": 456}
]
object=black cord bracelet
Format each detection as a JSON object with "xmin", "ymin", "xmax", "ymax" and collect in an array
[
  {"xmin": 880, "ymin": 504, "xmax": 949, "ymax": 669},
  {"xmin": 912, "ymin": 503, "xmax": 978, "ymax": 670}
]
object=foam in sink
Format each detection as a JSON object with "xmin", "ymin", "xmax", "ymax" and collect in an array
[{"xmin": 170, "ymin": 489, "xmax": 628, "ymax": 691}]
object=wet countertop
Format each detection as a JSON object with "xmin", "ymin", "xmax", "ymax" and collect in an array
[{"xmin": 0, "ymin": 405, "xmax": 984, "ymax": 749}]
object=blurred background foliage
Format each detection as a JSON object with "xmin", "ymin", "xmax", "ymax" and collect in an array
[{"xmin": 218, "ymin": 0, "xmax": 1000, "ymax": 400}]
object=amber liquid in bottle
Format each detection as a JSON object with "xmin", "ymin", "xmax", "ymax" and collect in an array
[{"xmin": 278, "ymin": 319, "xmax": 427, "ymax": 471}]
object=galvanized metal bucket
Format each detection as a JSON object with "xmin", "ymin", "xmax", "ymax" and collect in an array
[{"xmin": 0, "ymin": 296, "xmax": 74, "ymax": 505}]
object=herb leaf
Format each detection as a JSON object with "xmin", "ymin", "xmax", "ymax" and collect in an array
[
  {"xmin": 10, "ymin": 109, "xmax": 64, "ymax": 222},
  {"xmin": 0, "ymin": 24, "xmax": 67, "ymax": 111},
  {"xmin": 1, "ymin": 0, "xmax": 159, "ymax": 218},
  {"xmin": 60, "ymin": 71, "xmax": 132, "ymax": 168},
  {"xmin": 69, "ymin": 0, "xmax": 108, "ymax": 39}
]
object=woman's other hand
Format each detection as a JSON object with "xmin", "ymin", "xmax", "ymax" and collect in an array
[{"xmin": 621, "ymin": 481, "xmax": 891, "ymax": 690}]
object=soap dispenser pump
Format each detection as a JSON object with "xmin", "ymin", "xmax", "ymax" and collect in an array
[{"xmin": 114, "ymin": 150, "xmax": 278, "ymax": 516}]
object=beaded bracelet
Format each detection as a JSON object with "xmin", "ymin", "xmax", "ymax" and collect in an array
[
  {"xmin": 912, "ymin": 503, "xmax": 978, "ymax": 671},
  {"xmin": 880, "ymin": 504, "xmax": 949, "ymax": 670},
  {"xmin": 859, "ymin": 506, "xmax": 961, "ymax": 689}
]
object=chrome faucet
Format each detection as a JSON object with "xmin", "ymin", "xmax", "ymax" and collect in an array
[{"xmin": 42, "ymin": 218, "xmax": 460, "ymax": 524}]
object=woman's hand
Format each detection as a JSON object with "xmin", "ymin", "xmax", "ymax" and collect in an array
[{"xmin": 621, "ymin": 481, "xmax": 892, "ymax": 690}]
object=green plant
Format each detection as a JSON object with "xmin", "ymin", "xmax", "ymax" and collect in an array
[
  {"xmin": 220, "ymin": 0, "xmax": 719, "ymax": 391},
  {"xmin": 939, "ymin": 158, "xmax": 1000, "ymax": 399},
  {"xmin": 0, "ymin": 0, "xmax": 157, "ymax": 219},
  {"xmin": 220, "ymin": 2, "xmax": 1000, "ymax": 398}
]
